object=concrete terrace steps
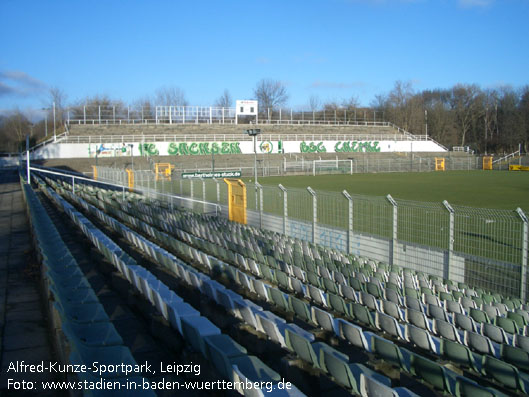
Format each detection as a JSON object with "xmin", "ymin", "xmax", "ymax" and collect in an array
[{"xmin": 68, "ymin": 123, "xmax": 402, "ymax": 137}]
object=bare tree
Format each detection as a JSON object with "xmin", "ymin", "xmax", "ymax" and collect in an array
[
  {"xmin": 308, "ymin": 95, "xmax": 321, "ymax": 112},
  {"xmin": 214, "ymin": 89, "xmax": 233, "ymax": 108},
  {"xmin": 47, "ymin": 86, "xmax": 68, "ymax": 126},
  {"xmin": 253, "ymin": 79, "xmax": 289, "ymax": 111},
  {"xmin": 449, "ymin": 84, "xmax": 482, "ymax": 147},
  {"xmin": 0, "ymin": 110, "xmax": 32, "ymax": 151},
  {"xmin": 154, "ymin": 86, "xmax": 188, "ymax": 106}
]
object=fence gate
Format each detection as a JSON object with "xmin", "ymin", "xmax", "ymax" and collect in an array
[
  {"xmin": 126, "ymin": 169, "xmax": 134, "ymax": 191},
  {"xmin": 224, "ymin": 178, "xmax": 247, "ymax": 224},
  {"xmin": 483, "ymin": 156, "xmax": 493, "ymax": 170}
]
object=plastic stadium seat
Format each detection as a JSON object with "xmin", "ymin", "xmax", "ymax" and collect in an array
[
  {"xmin": 308, "ymin": 285, "xmax": 328, "ymax": 307},
  {"xmin": 284, "ymin": 329, "xmax": 332, "ymax": 371},
  {"xmin": 464, "ymin": 331, "xmax": 498, "ymax": 357},
  {"xmin": 337, "ymin": 319, "xmax": 375, "ymax": 352},
  {"xmin": 482, "ymin": 355, "xmax": 529, "ymax": 392},
  {"xmin": 514, "ymin": 333, "xmax": 529, "ymax": 353},
  {"xmin": 325, "ymin": 354, "xmax": 389, "ymax": 394},
  {"xmin": 501, "ymin": 344, "xmax": 529, "ymax": 372},
  {"xmin": 372, "ymin": 335, "xmax": 409, "ymax": 371},
  {"xmin": 61, "ymin": 321, "xmax": 123, "ymax": 347},
  {"xmin": 440, "ymin": 338, "xmax": 481, "ymax": 373},
  {"xmin": 406, "ymin": 308, "xmax": 432, "ymax": 333},
  {"xmin": 351, "ymin": 302, "xmax": 375, "ymax": 328},
  {"xmin": 404, "ymin": 324, "xmax": 440, "ymax": 355},
  {"xmin": 232, "ymin": 355, "xmax": 282, "ymax": 396},
  {"xmin": 255, "ymin": 311, "xmax": 288, "ymax": 348},
  {"xmin": 454, "ymin": 313, "xmax": 478, "ymax": 333},
  {"xmin": 204, "ymin": 334, "xmax": 248, "ymax": 380},
  {"xmin": 455, "ymin": 376, "xmax": 510, "ymax": 397},
  {"xmin": 69, "ymin": 344, "xmax": 138, "ymax": 379},
  {"xmin": 376, "ymin": 311, "xmax": 405, "ymax": 340},
  {"xmin": 427, "ymin": 303, "xmax": 450, "ymax": 323},
  {"xmin": 166, "ymin": 300, "xmax": 200, "ymax": 335},
  {"xmin": 482, "ymin": 322, "xmax": 511, "ymax": 345},
  {"xmin": 328, "ymin": 293, "xmax": 351, "ymax": 316},
  {"xmin": 181, "ymin": 315, "xmax": 221, "ymax": 357},
  {"xmin": 289, "ymin": 296, "xmax": 313, "ymax": 324},
  {"xmin": 494, "ymin": 316, "xmax": 519, "ymax": 335},
  {"xmin": 433, "ymin": 318, "xmax": 463, "ymax": 343},
  {"xmin": 311, "ymin": 306, "xmax": 337, "ymax": 334},
  {"xmin": 411, "ymin": 354, "xmax": 457, "ymax": 394},
  {"xmin": 469, "ymin": 308, "xmax": 491, "ymax": 325},
  {"xmin": 360, "ymin": 373, "xmax": 419, "ymax": 397},
  {"xmin": 54, "ymin": 301, "xmax": 110, "ymax": 324}
]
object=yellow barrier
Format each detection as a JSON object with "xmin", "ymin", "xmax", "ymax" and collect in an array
[
  {"xmin": 435, "ymin": 158, "xmax": 445, "ymax": 171},
  {"xmin": 155, "ymin": 163, "xmax": 174, "ymax": 181},
  {"xmin": 224, "ymin": 178, "xmax": 247, "ymax": 224},
  {"xmin": 509, "ymin": 165, "xmax": 529, "ymax": 171},
  {"xmin": 92, "ymin": 165, "xmax": 98, "ymax": 180},
  {"xmin": 126, "ymin": 169, "xmax": 134, "ymax": 191},
  {"xmin": 483, "ymin": 156, "xmax": 493, "ymax": 170}
]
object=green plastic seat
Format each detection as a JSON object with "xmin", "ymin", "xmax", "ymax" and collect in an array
[
  {"xmin": 411, "ymin": 354, "xmax": 457, "ymax": 394},
  {"xmin": 328, "ymin": 293, "xmax": 351, "ymax": 317},
  {"xmin": 288, "ymin": 296, "xmax": 313, "ymax": 324},
  {"xmin": 469, "ymin": 308, "xmax": 491, "ymax": 324},
  {"xmin": 204, "ymin": 334, "xmax": 248, "ymax": 380},
  {"xmin": 482, "ymin": 355, "xmax": 529, "ymax": 392},
  {"xmin": 284, "ymin": 329, "xmax": 332, "ymax": 370},
  {"xmin": 441, "ymin": 338, "xmax": 481, "ymax": 373},
  {"xmin": 455, "ymin": 376, "xmax": 510, "ymax": 397},
  {"xmin": 501, "ymin": 344, "xmax": 529, "ymax": 372},
  {"xmin": 494, "ymin": 316, "xmax": 519, "ymax": 335}
]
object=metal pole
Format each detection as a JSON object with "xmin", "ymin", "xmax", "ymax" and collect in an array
[
  {"xmin": 279, "ymin": 184, "xmax": 288, "ymax": 235},
  {"xmin": 517, "ymin": 208, "xmax": 528, "ymax": 301},
  {"xmin": 254, "ymin": 135, "xmax": 258, "ymax": 185},
  {"xmin": 307, "ymin": 187, "xmax": 317, "ymax": 244},
  {"xmin": 443, "ymin": 200, "xmax": 455, "ymax": 281},
  {"xmin": 343, "ymin": 190, "xmax": 353, "ymax": 254},
  {"xmin": 53, "ymin": 101, "xmax": 56, "ymax": 139},
  {"xmin": 387, "ymin": 194, "xmax": 398, "ymax": 266},
  {"xmin": 26, "ymin": 135, "xmax": 30, "ymax": 183},
  {"xmin": 44, "ymin": 113, "xmax": 48, "ymax": 137},
  {"xmin": 256, "ymin": 182, "xmax": 263, "ymax": 229}
]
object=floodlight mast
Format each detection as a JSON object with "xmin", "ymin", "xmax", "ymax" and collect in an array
[{"xmin": 245, "ymin": 129, "xmax": 261, "ymax": 185}]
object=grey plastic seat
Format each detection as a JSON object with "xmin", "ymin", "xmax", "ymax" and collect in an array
[
  {"xmin": 384, "ymin": 287, "xmax": 402, "ymax": 306},
  {"xmin": 445, "ymin": 300, "xmax": 464, "ymax": 315},
  {"xmin": 404, "ymin": 324, "xmax": 440, "ymax": 354},
  {"xmin": 381, "ymin": 299, "xmax": 404, "ymax": 321},
  {"xmin": 376, "ymin": 311, "xmax": 405, "ymax": 339},
  {"xmin": 423, "ymin": 294, "xmax": 441, "ymax": 307},
  {"xmin": 406, "ymin": 308, "xmax": 432, "ymax": 332},
  {"xmin": 482, "ymin": 322, "xmax": 510, "ymax": 345},
  {"xmin": 433, "ymin": 318, "xmax": 462, "ymax": 343},
  {"xmin": 339, "ymin": 284, "xmax": 357, "ymax": 302},
  {"xmin": 514, "ymin": 333, "xmax": 529, "ymax": 353},
  {"xmin": 360, "ymin": 291, "xmax": 380, "ymax": 311},
  {"xmin": 308, "ymin": 284, "xmax": 328, "ymax": 307},
  {"xmin": 454, "ymin": 313, "xmax": 478, "ymax": 333},
  {"xmin": 427, "ymin": 303, "xmax": 450, "ymax": 322},
  {"xmin": 404, "ymin": 296, "xmax": 424, "ymax": 313},
  {"xmin": 482, "ymin": 304, "xmax": 500, "ymax": 320},
  {"xmin": 337, "ymin": 319, "xmax": 375, "ymax": 352},
  {"xmin": 311, "ymin": 306, "xmax": 337, "ymax": 333},
  {"xmin": 464, "ymin": 330, "xmax": 498, "ymax": 357}
]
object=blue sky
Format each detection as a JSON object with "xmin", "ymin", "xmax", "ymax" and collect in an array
[{"xmin": 1, "ymin": 0, "xmax": 528, "ymax": 116}]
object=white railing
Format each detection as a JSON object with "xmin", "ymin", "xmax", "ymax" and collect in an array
[
  {"xmin": 57, "ymin": 133, "xmax": 428, "ymax": 144},
  {"xmin": 492, "ymin": 150, "xmax": 521, "ymax": 164}
]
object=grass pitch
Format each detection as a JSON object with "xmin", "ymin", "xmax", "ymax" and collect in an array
[{"xmin": 250, "ymin": 170, "xmax": 529, "ymax": 211}]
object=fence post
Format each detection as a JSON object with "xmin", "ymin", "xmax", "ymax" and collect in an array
[
  {"xmin": 72, "ymin": 176, "xmax": 75, "ymax": 194},
  {"xmin": 190, "ymin": 179, "xmax": 194, "ymax": 199},
  {"xmin": 517, "ymin": 208, "xmax": 528, "ymax": 301},
  {"xmin": 202, "ymin": 178, "xmax": 206, "ymax": 213},
  {"xmin": 387, "ymin": 195, "xmax": 398, "ymax": 266},
  {"xmin": 256, "ymin": 182, "xmax": 263, "ymax": 229},
  {"xmin": 443, "ymin": 200, "xmax": 455, "ymax": 281},
  {"xmin": 279, "ymin": 184, "xmax": 288, "ymax": 235},
  {"xmin": 343, "ymin": 190, "xmax": 353, "ymax": 254},
  {"xmin": 307, "ymin": 187, "xmax": 317, "ymax": 244}
]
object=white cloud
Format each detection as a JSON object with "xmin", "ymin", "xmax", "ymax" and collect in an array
[{"xmin": 0, "ymin": 70, "xmax": 48, "ymax": 98}]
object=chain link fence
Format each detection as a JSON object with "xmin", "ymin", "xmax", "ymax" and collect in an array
[{"xmin": 95, "ymin": 165, "xmax": 528, "ymax": 300}]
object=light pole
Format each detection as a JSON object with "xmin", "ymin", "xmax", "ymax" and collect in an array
[
  {"xmin": 53, "ymin": 101, "xmax": 56, "ymax": 140},
  {"xmin": 129, "ymin": 144, "xmax": 134, "ymax": 169},
  {"xmin": 245, "ymin": 129, "xmax": 261, "ymax": 184}
]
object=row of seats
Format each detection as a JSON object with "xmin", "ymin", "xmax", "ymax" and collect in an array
[
  {"xmin": 47, "ymin": 178, "xmax": 512, "ymax": 396},
  {"xmin": 46, "ymin": 177, "xmax": 428, "ymax": 396},
  {"xmin": 37, "ymin": 175, "xmax": 305, "ymax": 397},
  {"xmin": 45, "ymin": 174, "xmax": 527, "ymax": 396},
  {"xmin": 22, "ymin": 178, "xmax": 156, "ymax": 397}
]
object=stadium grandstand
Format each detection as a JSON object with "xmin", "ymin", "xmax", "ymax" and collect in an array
[{"xmin": 2, "ymin": 111, "xmax": 528, "ymax": 397}]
